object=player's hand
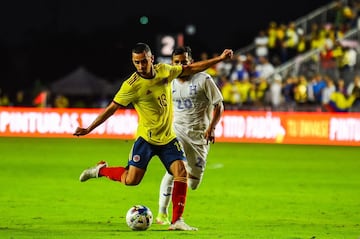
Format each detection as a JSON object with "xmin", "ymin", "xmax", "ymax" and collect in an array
[
  {"xmin": 220, "ymin": 49, "xmax": 233, "ymax": 61},
  {"xmin": 73, "ymin": 127, "xmax": 89, "ymax": 137},
  {"xmin": 205, "ymin": 128, "xmax": 216, "ymax": 144}
]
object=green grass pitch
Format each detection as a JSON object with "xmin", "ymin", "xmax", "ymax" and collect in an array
[{"xmin": 1, "ymin": 137, "xmax": 359, "ymax": 239}]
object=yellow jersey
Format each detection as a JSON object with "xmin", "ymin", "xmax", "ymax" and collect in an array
[{"xmin": 113, "ymin": 63, "xmax": 183, "ymax": 145}]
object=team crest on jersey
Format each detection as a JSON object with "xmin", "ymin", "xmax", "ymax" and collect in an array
[
  {"xmin": 189, "ymin": 85, "xmax": 197, "ymax": 95},
  {"xmin": 133, "ymin": 155, "xmax": 141, "ymax": 162}
]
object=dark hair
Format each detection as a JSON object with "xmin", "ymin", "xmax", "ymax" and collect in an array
[
  {"xmin": 352, "ymin": 86, "xmax": 360, "ymax": 98},
  {"xmin": 172, "ymin": 46, "xmax": 192, "ymax": 60},
  {"xmin": 132, "ymin": 42, "xmax": 151, "ymax": 54}
]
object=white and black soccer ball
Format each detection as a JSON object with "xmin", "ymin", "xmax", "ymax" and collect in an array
[{"xmin": 126, "ymin": 205, "xmax": 153, "ymax": 231}]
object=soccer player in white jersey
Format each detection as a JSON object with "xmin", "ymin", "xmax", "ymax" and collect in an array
[{"xmin": 156, "ymin": 46, "xmax": 224, "ymax": 225}]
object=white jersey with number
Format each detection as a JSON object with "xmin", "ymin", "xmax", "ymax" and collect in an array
[{"xmin": 171, "ymin": 72, "xmax": 223, "ymax": 145}]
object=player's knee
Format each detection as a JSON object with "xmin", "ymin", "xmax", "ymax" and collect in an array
[
  {"xmin": 123, "ymin": 170, "xmax": 143, "ymax": 185},
  {"xmin": 124, "ymin": 178, "xmax": 141, "ymax": 186},
  {"xmin": 124, "ymin": 166, "xmax": 145, "ymax": 185},
  {"xmin": 170, "ymin": 160, "xmax": 187, "ymax": 177},
  {"xmin": 126, "ymin": 178, "xmax": 143, "ymax": 185},
  {"xmin": 188, "ymin": 178, "xmax": 200, "ymax": 190}
]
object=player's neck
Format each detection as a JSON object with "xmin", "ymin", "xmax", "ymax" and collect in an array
[
  {"xmin": 177, "ymin": 76, "xmax": 190, "ymax": 83},
  {"xmin": 138, "ymin": 67, "xmax": 155, "ymax": 79}
]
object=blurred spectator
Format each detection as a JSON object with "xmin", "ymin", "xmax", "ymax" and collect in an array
[
  {"xmin": 294, "ymin": 75, "xmax": 308, "ymax": 104},
  {"xmin": 237, "ymin": 78, "xmax": 254, "ymax": 105},
  {"xmin": 254, "ymin": 77, "xmax": 269, "ymax": 104},
  {"xmin": 337, "ymin": 78, "xmax": 348, "ymax": 95},
  {"xmin": 221, "ymin": 77, "xmax": 242, "ymax": 110},
  {"xmin": 307, "ymin": 73, "xmax": 327, "ymax": 104},
  {"xmin": 254, "ymin": 29, "xmax": 269, "ymax": 58},
  {"xmin": 215, "ymin": 57, "xmax": 233, "ymax": 79},
  {"xmin": 276, "ymin": 23, "xmax": 287, "ymax": 63},
  {"xmin": 267, "ymin": 21, "xmax": 279, "ymax": 64},
  {"xmin": 268, "ymin": 74, "xmax": 283, "ymax": 110},
  {"xmin": 309, "ymin": 30, "xmax": 325, "ymax": 63},
  {"xmin": 337, "ymin": 44, "xmax": 357, "ymax": 86},
  {"xmin": 54, "ymin": 94, "xmax": 70, "ymax": 108},
  {"xmin": 243, "ymin": 53, "xmax": 257, "ymax": 78},
  {"xmin": 296, "ymin": 28, "xmax": 308, "ymax": 55},
  {"xmin": 282, "ymin": 76, "xmax": 297, "ymax": 108},
  {"xmin": 349, "ymin": 0, "xmax": 360, "ymax": 28},
  {"xmin": 230, "ymin": 54, "xmax": 249, "ymax": 82},
  {"xmin": 284, "ymin": 21, "xmax": 299, "ymax": 60},
  {"xmin": 309, "ymin": 22, "xmax": 320, "ymax": 40},
  {"xmin": 216, "ymin": 74, "xmax": 229, "ymax": 89},
  {"xmin": 321, "ymin": 76, "xmax": 336, "ymax": 106},
  {"xmin": 254, "ymin": 56, "xmax": 275, "ymax": 81},
  {"xmin": 324, "ymin": 83, "xmax": 360, "ymax": 112},
  {"xmin": 320, "ymin": 37, "xmax": 337, "ymax": 77},
  {"xmin": 333, "ymin": 0, "xmax": 355, "ymax": 29},
  {"xmin": 347, "ymin": 74, "xmax": 360, "ymax": 96},
  {"xmin": 0, "ymin": 89, "xmax": 10, "ymax": 106},
  {"xmin": 13, "ymin": 90, "xmax": 32, "ymax": 106}
]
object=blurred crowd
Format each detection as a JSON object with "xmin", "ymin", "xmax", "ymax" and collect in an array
[
  {"xmin": 199, "ymin": 52, "xmax": 360, "ymax": 113},
  {"xmin": 1, "ymin": 0, "xmax": 360, "ymax": 112},
  {"xmin": 199, "ymin": 0, "xmax": 360, "ymax": 112}
]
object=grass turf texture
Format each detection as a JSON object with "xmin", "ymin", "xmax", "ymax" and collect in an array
[{"xmin": 1, "ymin": 137, "xmax": 359, "ymax": 239}]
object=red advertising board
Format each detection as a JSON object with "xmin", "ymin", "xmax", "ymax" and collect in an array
[{"xmin": 1, "ymin": 107, "xmax": 360, "ymax": 146}]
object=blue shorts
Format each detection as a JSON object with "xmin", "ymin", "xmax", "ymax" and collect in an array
[{"xmin": 127, "ymin": 137, "xmax": 186, "ymax": 173}]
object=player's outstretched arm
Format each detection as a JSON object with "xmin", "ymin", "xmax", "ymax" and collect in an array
[
  {"xmin": 73, "ymin": 101, "xmax": 119, "ymax": 136},
  {"xmin": 181, "ymin": 49, "xmax": 233, "ymax": 77}
]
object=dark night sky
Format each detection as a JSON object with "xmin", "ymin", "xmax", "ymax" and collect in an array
[{"xmin": 0, "ymin": 0, "xmax": 332, "ymax": 94}]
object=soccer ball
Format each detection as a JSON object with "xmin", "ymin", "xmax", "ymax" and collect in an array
[{"xmin": 126, "ymin": 205, "xmax": 153, "ymax": 231}]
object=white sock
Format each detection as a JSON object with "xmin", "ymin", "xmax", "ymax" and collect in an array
[
  {"xmin": 158, "ymin": 171, "xmax": 174, "ymax": 215},
  {"xmin": 188, "ymin": 177, "xmax": 201, "ymax": 190}
]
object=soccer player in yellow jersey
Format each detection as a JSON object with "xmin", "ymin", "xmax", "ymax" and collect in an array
[{"xmin": 73, "ymin": 42, "xmax": 233, "ymax": 231}]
